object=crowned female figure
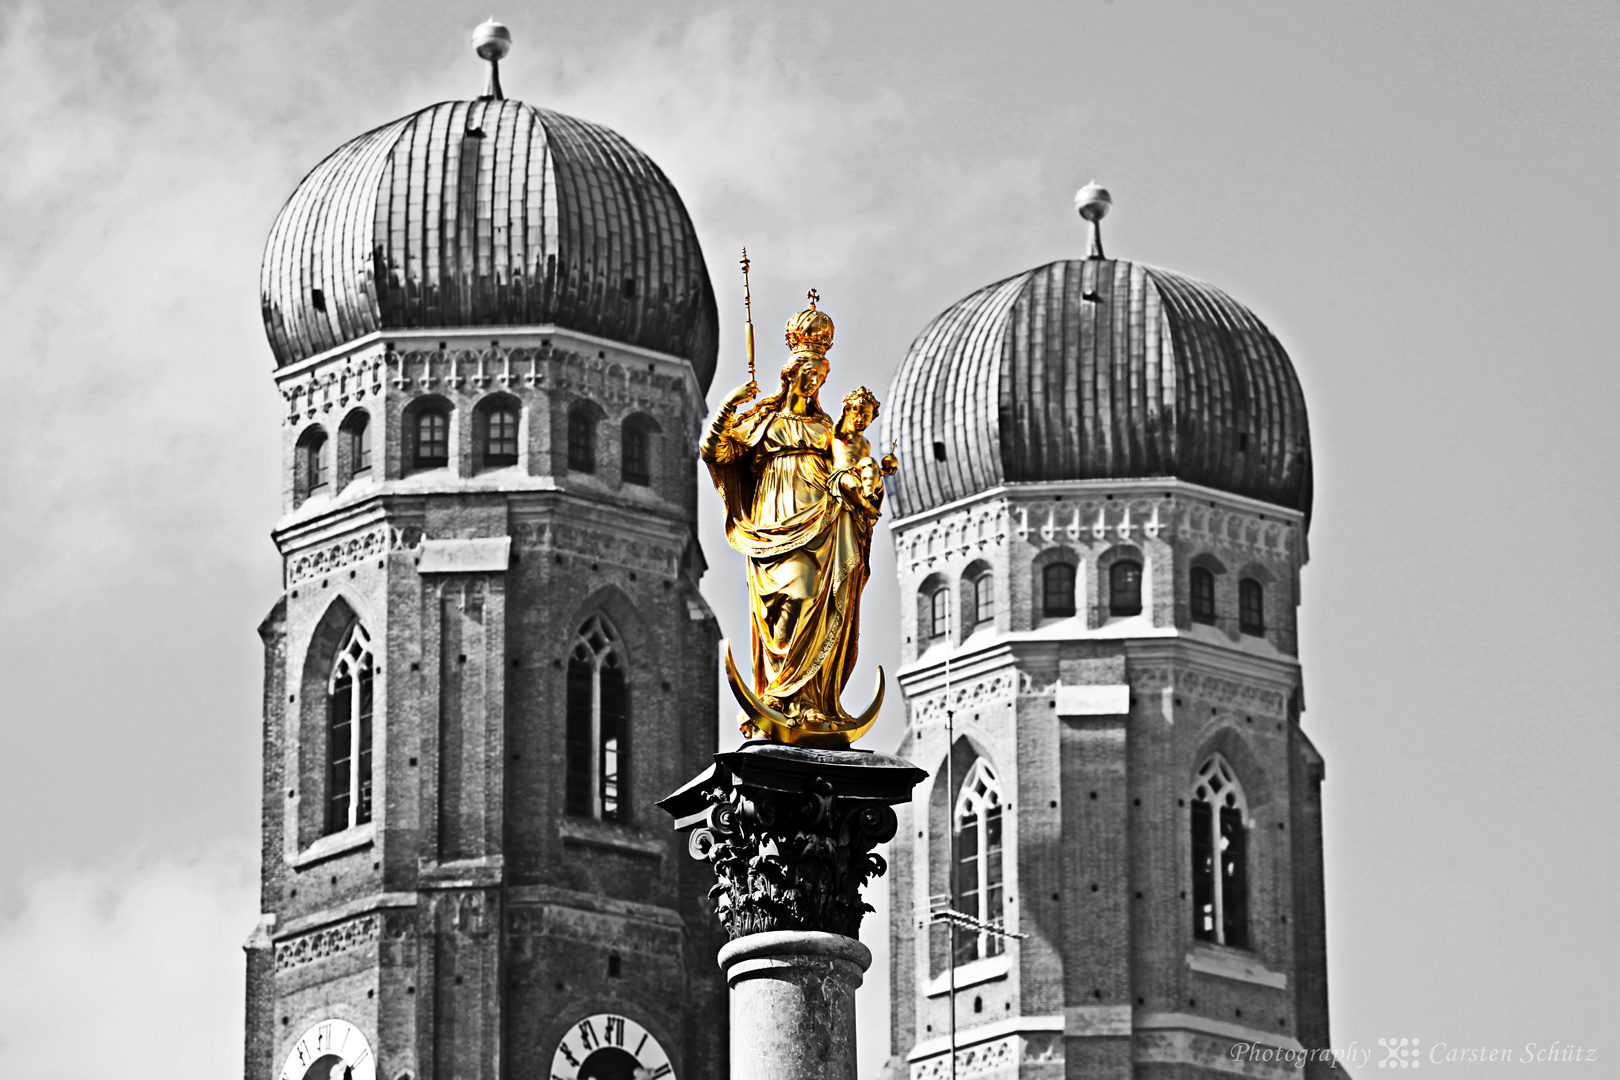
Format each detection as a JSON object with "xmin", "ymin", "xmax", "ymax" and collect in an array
[{"xmin": 700, "ymin": 294, "xmax": 892, "ymax": 744}]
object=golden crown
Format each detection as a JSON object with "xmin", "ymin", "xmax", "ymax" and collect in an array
[{"xmin": 785, "ymin": 289, "xmax": 835, "ymax": 357}]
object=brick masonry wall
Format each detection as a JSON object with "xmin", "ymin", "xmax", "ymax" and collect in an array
[{"xmin": 888, "ymin": 481, "xmax": 1324, "ymax": 1080}]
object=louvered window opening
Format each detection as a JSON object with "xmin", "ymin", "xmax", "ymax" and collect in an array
[
  {"xmin": 954, "ymin": 759, "xmax": 1006, "ymax": 966},
  {"xmin": 565, "ymin": 615, "xmax": 629, "ymax": 823},
  {"xmin": 326, "ymin": 622, "xmax": 375, "ymax": 835},
  {"xmin": 1191, "ymin": 756, "xmax": 1249, "ymax": 949}
]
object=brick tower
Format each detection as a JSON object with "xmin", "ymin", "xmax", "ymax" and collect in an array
[
  {"xmin": 878, "ymin": 187, "xmax": 1333, "ymax": 1079},
  {"xmin": 244, "ymin": 28, "xmax": 727, "ymax": 1080}
]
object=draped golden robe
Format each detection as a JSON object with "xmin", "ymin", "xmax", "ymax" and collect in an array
[{"xmin": 702, "ymin": 405, "xmax": 875, "ymax": 725}]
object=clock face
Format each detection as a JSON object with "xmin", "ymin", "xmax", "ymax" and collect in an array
[
  {"xmin": 550, "ymin": 1013, "xmax": 674, "ymax": 1080},
  {"xmin": 278, "ymin": 1018, "xmax": 376, "ymax": 1080}
]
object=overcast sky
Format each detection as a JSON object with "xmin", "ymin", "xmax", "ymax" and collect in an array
[{"xmin": 1, "ymin": 2, "xmax": 1616, "ymax": 1078}]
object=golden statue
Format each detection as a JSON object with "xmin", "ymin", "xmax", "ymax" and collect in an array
[{"xmin": 701, "ymin": 283, "xmax": 898, "ymax": 747}]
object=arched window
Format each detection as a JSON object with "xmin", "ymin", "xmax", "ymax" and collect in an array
[
  {"xmin": 1042, "ymin": 563, "xmax": 1076, "ymax": 618},
  {"xmin": 296, "ymin": 428, "xmax": 329, "ymax": 501},
  {"xmin": 1191, "ymin": 756, "xmax": 1249, "ymax": 948},
  {"xmin": 326, "ymin": 622, "xmax": 374, "ymax": 835},
  {"xmin": 954, "ymin": 758, "xmax": 1006, "ymax": 965},
  {"xmin": 413, "ymin": 406, "xmax": 450, "ymax": 469},
  {"xmin": 482, "ymin": 404, "xmax": 520, "ymax": 468},
  {"xmin": 621, "ymin": 419, "xmax": 652, "ymax": 485},
  {"xmin": 1239, "ymin": 578, "xmax": 1265, "ymax": 635},
  {"xmin": 970, "ymin": 570, "xmax": 994, "ymax": 627},
  {"xmin": 1190, "ymin": 566, "xmax": 1216, "ymax": 624},
  {"xmin": 341, "ymin": 411, "xmax": 371, "ymax": 483},
  {"xmin": 930, "ymin": 585, "xmax": 951, "ymax": 640},
  {"xmin": 568, "ymin": 406, "xmax": 597, "ymax": 473},
  {"xmin": 565, "ymin": 615, "xmax": 628, "ymax": 822},
  {"xmin": 1109, "ymin": 560, "xmax": 1143, "ymax": 617}
]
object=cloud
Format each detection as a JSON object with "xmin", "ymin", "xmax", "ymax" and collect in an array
[{"xmin": 0, "ymin": 846, "xmax": 256, "ymax": 1080}]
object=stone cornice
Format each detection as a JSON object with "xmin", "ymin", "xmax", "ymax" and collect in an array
[
  {"xmin": 891, "ymin": 479, "xmax": 1307, "ymax": 570},
  {"xmin": 275, "ymin": 327, "xmax": 704, "ymax": 428}
]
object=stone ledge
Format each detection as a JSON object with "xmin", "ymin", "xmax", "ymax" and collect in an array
[
  {"xmin": 925, "ymin": 953, "xmax": 1010, "ymax": 998},
  {"xmin": 286, "ymin": 822, "xmax": 375, "ymax": 870},
  {"xmin": 1186, "ymin": 945, "xmax": 1289, "ymax": 989},
  {"xmin": 558, "ymin": 816, "xmax": 665, "ymax": 860}
]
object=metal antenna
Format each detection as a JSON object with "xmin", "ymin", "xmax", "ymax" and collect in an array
[{"xmin": 929, "ymin": 587, "xmax": 1027, "ymax": 1080}]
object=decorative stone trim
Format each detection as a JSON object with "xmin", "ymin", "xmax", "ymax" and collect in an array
[
  {"xmin": 908, "ymin": 671, "xmax": 1020, "ymax": 729},
  {"xmin": 282, "ymin": 351, "xmax": 388, "ymax": 423},
  {"xmin": 896, "ymin": 501, "xmax": 1009, "ymax": 573},
  {"xmin": 511, "ymin": 521, "xmax": 678, "ymax": 578},
  {"xmin": 286, "ymin": 525, "xmax": 423, "ymax": 586},
  {"xmin": 896, "ymin": 496, "xmax": 1298, "ymax": 574},
  {"xmin": 1134, "ymin": 1027, "xmax": 1300, "ymax": 1079},
  {"xmin": 274, "ymin": 914, "xmax": 379, "ymax": 972},
  {"xmin": 1126, "ymin": 667, "xmax": 1288, "ymax": 718},
  {"xmin": 507, "ymin": 902, "xmax": 683, "ymax": 959},
  {"xmin": 909, "ymin": 1036, "xmax": 1017, "ymax": 1080}
]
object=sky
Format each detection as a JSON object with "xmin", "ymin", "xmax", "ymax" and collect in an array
[{"xmin": 0, "ymin": 1, "xmax": 1616, "ymax": 1077}]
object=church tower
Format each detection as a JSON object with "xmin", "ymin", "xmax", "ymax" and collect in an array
[
  {"xmin": 880, "ymin": 186, "xmax": 1333, "ymax": 1079},
  {"xmin": 244, "ymin": 25, "xmax": 727, "ymax": 1080}
]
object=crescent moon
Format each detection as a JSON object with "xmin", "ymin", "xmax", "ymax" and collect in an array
[{"xmin": 722, "ymin": 640, "xmax": 790, "ymax": 726}]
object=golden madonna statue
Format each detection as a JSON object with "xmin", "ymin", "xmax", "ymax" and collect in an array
[{"xmin": 702, "ymin": 290, "xmax": 897, "ymax": 747}]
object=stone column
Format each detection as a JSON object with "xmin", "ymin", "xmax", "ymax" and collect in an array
[{"xmin": 660, "ymin": 742, "xmax": 926, "ymax": 1080}]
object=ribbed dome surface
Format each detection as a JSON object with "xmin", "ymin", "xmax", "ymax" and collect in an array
[
  {"xmin": 887, "ymin": 259, "xmax": 1312, "ymax": 519},
  {"xmin": 261, "ymin": 98, "xmax": 719, "ymax": 388}
]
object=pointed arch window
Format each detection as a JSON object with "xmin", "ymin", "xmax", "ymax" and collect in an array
[
  {"xmin": 1191, "ymin": 755, "xmax": 1249, "ymax": 948},
  {"xmin": 565, "ymin": 615, "xmax": 629, "ymax": 822},
  {"xmin": 954, "ymin": 758, "xmax": 1006, "ymax": 965},
  {"xmin": 326, "ymin": 622, "xmax": 375, "ymax": 835}
]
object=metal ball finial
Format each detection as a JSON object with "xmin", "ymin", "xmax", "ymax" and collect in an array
[
  {"xmin": 472, "ymin": 19, "xmax": 512, "ymax": 61},
  {"xmin": 471, "ymin": 20, "xmax": 512, "ymax": 100},
  {"xmin": 1075, "ymin": 180, "xmax": 1113, "ymax": 259}
]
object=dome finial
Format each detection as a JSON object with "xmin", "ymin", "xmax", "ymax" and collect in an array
[
  {"xmin": 1075, "ymin": 181, "xmax": 1113, "ymax": 259},
  {"xmin": 472, "ymin": 19, "xmax": 512, "ymax": 100}
]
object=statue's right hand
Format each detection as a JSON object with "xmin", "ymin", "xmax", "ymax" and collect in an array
[{"xmin": 725, "ymin": 380, "xmax": 759, "ymax": 407}]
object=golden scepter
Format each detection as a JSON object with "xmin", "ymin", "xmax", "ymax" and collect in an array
[{"xmin": 740, "ymin": 247, "xmax": 756, "ymax": 385}]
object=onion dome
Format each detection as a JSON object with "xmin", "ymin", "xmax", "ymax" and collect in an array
[
  {"xmin": 260, "ymin": 29, "xmax": 718, "ymax": 388},
  {"xmin": 888, "ymin": 187, "xmax": 1312, "ymax": 520}
]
